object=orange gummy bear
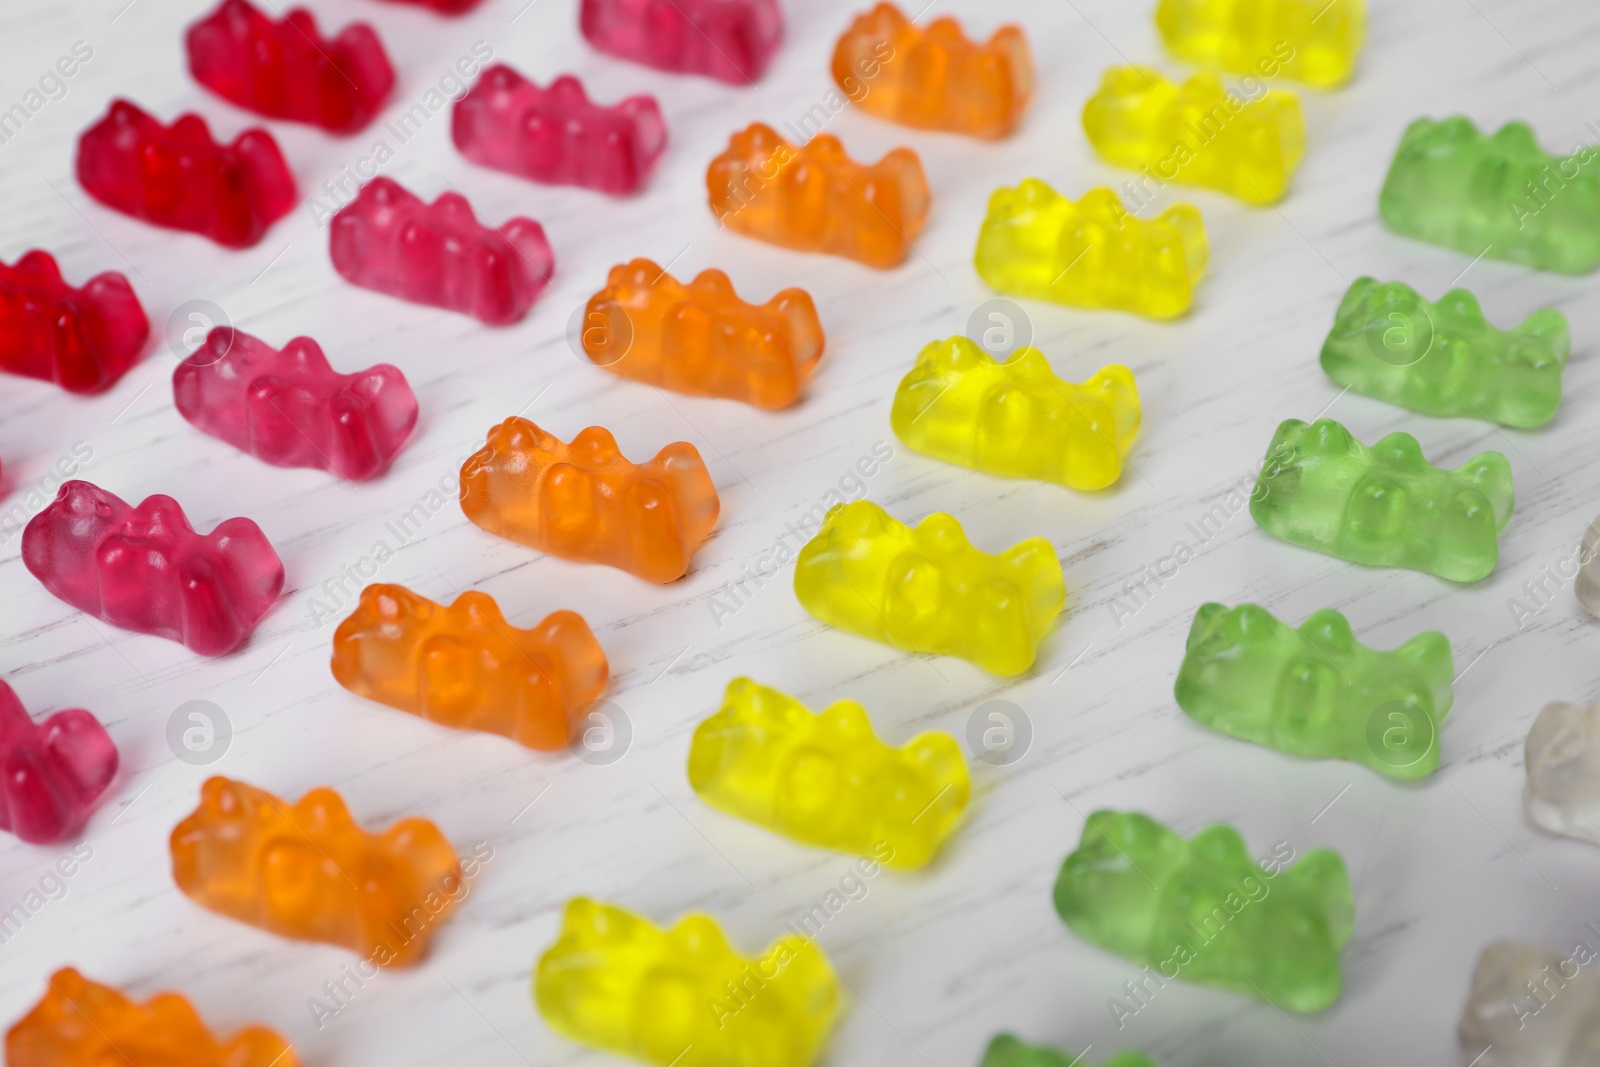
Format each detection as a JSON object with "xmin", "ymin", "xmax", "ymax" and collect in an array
[
  {"xmin": 581, "ymin": 258, "xmax": 825, "ymax": 408},
  {"xmin": 332, "ymin": 583, "xmax": 608, "ymax": 750},
  {"xmin": 6, "ymin": 967, "xmax": 298, "ymax": 1067},
  {"xmin": 459, "ymin": 419, "xmax": 720, "ymax": 583},
  {"xmin": 707, "ymin": 123, "xmax": 930, "ymax": 269},
  {"xmin": 170, "ymin": 776, "xmax": 462, "ymax": 967},
  {"xmin": 832, "ymin": 3, "xmax": 1033, "ymax": 139}
]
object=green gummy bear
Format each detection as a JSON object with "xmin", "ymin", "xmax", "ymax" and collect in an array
[
  {"xmin": 1175, "ymin": 602, "xmax": 1454, "ymax": 780},
  {"xmin": 1320, "ymin": 277, "xmax": 1569, "ymax": 429},
  {"xmin": 1052, "ymin": 811, "xmax": 1353, "ymax": 1014},
  {"xmin": 1250, "ymin": 417, "xmax": 1513, "ymax": 582},
  {"xmin": 1378, "ymin": 117, "xmax": 1600, "ymax": 274},
  {"xmin": 980, "ymin": 1034, "xmax": 1157, "ymax": 1067}
]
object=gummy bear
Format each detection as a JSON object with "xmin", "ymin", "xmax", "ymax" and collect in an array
[
  {"xmin": 580, "ymin": 258, "xmax": 824, "ymax": 407},
  {"xmin": 453, "ymin": 68, "xmax": 666, "ymax": 195},
  {"xmin": 1082, "ymin": 68, "xmax": 1305, "ymax": 205},
  {"xmin": 186, "ymin": 0, "xmax": 394, "ymax": 134},
  {"xmin": 75, "ymin": 100, "xmax": 296, "ymax": 248},
  {"xmin": 22, "ymin": 481, "xmax": 284, "ymax": 656},
  {"xmin": 174, "ymin": 328, "xmax": 417, "ymax": 480},
  {"xmin": 688, "ymin": 677, "xmax": 969, "ymax": 868},
  {"xmin": 793, "ymin": 500, "xmax": 1064, "ymax": 676},
  {"xmin": 460, "ymin": 419, "xmax": 719, "ymax": 583},
  {"xmin": 831, "ymin": 3, "xmax": 1033, "ymax": 139},
  {"xmin": 974, "ymin": 181, "xmax": 1207, "ymax": 319},
  {"xmin": 0, "ymin": 249, "xmax": 148, "ymax": 394},
  {"xmin": 1053, "ymin": 810, "xmax": 1353, "ymax": 1013},
  {"xmin": 981, "ymin": 1034, "xmax": 1158, "ymax": 1067},
  {"xmin": 332, "ymin": 584, "xmax": 608, "ymax": 750},
  {"xmin": 171, "ymin": 776, "xmax": 462, "ymax": 966},
  {"xmin": 1579, "ymin": 515, "xmax": 1600, "ymax": 618},
  {"xmin": 5, "ymin": 967, "xmax": 299, "ymax": 1067},
  {"xmin": 1523, "ymin": 699, "xmax": 1600, "ymax": 846},
  {"xmin": 1250, "ymin": 417, "xmax": 1513, "ymax": 582},
  {"xmin": 1320, "ymin": 277, "xmax": 1569, "ymax": 428},
  {"xmin": 329, "ymin": 177, "xmax": 554, "ymax": 324},
  {"xmin": 579, "ymin": 0, "xmax": 784, "ymax": 85},
  {"xmin": 535, "ymin": 897, "xmax": 839, "ymax": 1067},
  {"xmin": 1175, "ymin": 602, "xmax": 1453, "ymax": 779},
  {"xmin": 1459, "ymin": 941, "xmax": 1600, "ymax": 1066},
  {"xmin": 707, "ymin": 123, "xmax": 931, "ymax": 269},
  {"xmin": 1379, "ymin": 117, "xmax": 1600, "ymax": 274},
  {"xmin": 1155, "ymin": 0, "xmax": 1365, "ymax": 89},
  {"xmin": 890, "ymin": 336, "xmax": 1140, "ymax": 491},
  {"xmin": 0, "ymin": 680, "xmax": 118, "ymax": 845}
]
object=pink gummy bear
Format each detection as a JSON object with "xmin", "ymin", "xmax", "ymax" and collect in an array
[
  {"xmin": 174, "ymin": 328, "xmax": 417, "ymax": 480},
  {"xmin": 186, "ymin": 0, "xmax": 395, "ymax": 134},
  {"xmin": 22, "ymin": 481, "xmax": 285, "ymax": 656},
  {"xmin": 0, "ymin": 249, "xmax": 149, "ymax": 394},
  {"xmin": 579, "ymin": 0, "xmax": 784, "ymax": 84},
  {"xmin": 452, "ymin": 67, "xmax": 666, "ymax": 195},
  {"xmin": 75, "ymin": 99, "xmax": 296, "ymax": 249},
  {"xmin": 329, "ymin": 177, "xmax": 554, "ymax": 325},
  {"xmin": 0, "ymin": 681, "xmax": 118, "ymax": 845}
]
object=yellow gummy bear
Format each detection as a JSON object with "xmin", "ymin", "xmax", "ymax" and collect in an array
[
  {"xmin": 1155, "ymin": 0, "xmax": 1366, "ymax": 89},
  {"xmin": 1082, "ymin": 67, "xmax": 1305, "ymax": 204},
  {"xmin": 688, "ymin": 677, "xmax": 970, "ymax": 868},
  {"xmin": 975, "ymin": 181, "xmax": 1207, "ymax": 319},
  {"xmin": 891, "ymin": 336, "xmax": 1141, "ymax": 490},
  {"xmin": 793, "ymin": 500, "xmax": 1064, "ymax": 676},
  {"xmin": 534, "ymin": 897, "xmax": 839, "ymax": 1067}
]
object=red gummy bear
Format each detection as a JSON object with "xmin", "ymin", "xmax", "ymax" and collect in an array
[
  {"xmin": 187, "ymin": 0, "xmax": 395, "ymax": 134},
  {"xmin": 0, "ymin": 250, "xmax": 148, "ymax": 394},
  {"xmin": 0, "ymin": 681, "xmax": 118, "ymax": 845},
  {"xmin": 75, "ymin": 100, "xmax": 296, "ymax": 249},
  {"xmin": 329, "ymin": 177, "xmax": 553, "ymax": 325},
  {"xmin": 175, "ymin": 328, "xmax": 417, "ymax": 480},
  {"xmin": 22, "ymin": 481, "xmax": 285, "ymax": 656},
  {"xmin": 372, "ymin": 0, "xmax": 483, "ymax": 12},
  {"xmin": 453, "ymin": 68, "xmax": 666, "ymax": 195},
  {"xmin": 580, "ymin": 0, "xmax": 784, "ymax": 84}
]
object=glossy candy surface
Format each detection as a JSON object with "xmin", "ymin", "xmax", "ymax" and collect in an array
[
  {"xmin": 374, "ymin": 0, "xmax": 482, "ymax": 11},
  {"xmin": 75, "ymin": 100, "xmax": 295, "ymax": 248},
  {"xmin": 581, "ymin": 258, "xmax": 824, "ymax": 407},
  {"xmin": 5, "ymin": 967, "xmax": 299, "ymax": 1067},
  {"xmin": 1155, "ymin": 0, "xmax": 1365, "ymax": 88},
  {"xmin": 1459, "ymin": 941, "xmax": 1600, "ymax": 1065},
  {"xmin": 1250, "ymin": 417, "xmax": 1513, "ymax": 582},
  {"xmin": 332, "ymin": 584, "xmax": 608, "ymax": 750},
  {"xmin": 1053, "ymin": 810, "xmax": 1354, "ymax": 1013},
  {"xmin": 892, "ymin": 337, "xmax": 1139, "ymax": 491},
  {"xmin": 174, "ymin": 328, "xmax": 417, "ymax": 479},
  {"xmin": 831, "ymin": 3, "xmax": 1032, "ymax": 138},
  {"xmin": 981, "ymin": 1035, "xmax": 1158, "ymax": 1067},
  {"xmin": 579, "ymin": 0, "xmax": 783, "ymax": 84},
  {"xmin": 707, "ymin": 123, "xmax": 930, "ymax": 268},
  {"xmin": 535, "ymin": 897, "xmax": 839, "ymax": 1067},
  {"xmin": 0, "ymin": 249, "xmax": 148, "ymax": 393},
  {"xmin": 186, "ymin": 0, "xmax": 394, "ymax": 133},
  {"xmin": 0, "ymin": 681, "xmax": 118, "ymax": 844},
  {"xmin": 460, "ymin": 419, "xmax": 719, "ymax": 582},
  {"xmin": 1320, "ymin": 277, "xmax": 1569, "ymax": 428},
  {"xmin": 688, "ymin": 677, "xmax": 969, "ymax": 868},
  {"xmin": 1082, "ymin": 68, "xmax": 1305, "ymax": 204},
  {"xmin": 974, "ymin": 181, "xmax": 1206, "ymax": 318},
  {"xmin": 1379, "ymin": 117, "xmax": 1600, "ymax": 274},
  {"xmin": 453, "ymin": 68, "xmax": 665, "ymax": 194},
  {"xmin": 329, "ymin": 177, "xmax": 553, "ymax": 324},
  {"xmin": 1175, "ymin": 602, "xmax": 1454, "ymax": 779},
  {"xmin": 22, "ymin": 481, "xmax": 284, "ymax": 655},
  {"xmin": 1523, "ymin": 699, "xmax": 1600, "ymax": 846},
  {"xmin": 171, "ymin": 776, "xmax": 461, "ymax": 966},
  {"xmin": 793, "ymin": 500, "xmax": 1064, "ymax": 676}
]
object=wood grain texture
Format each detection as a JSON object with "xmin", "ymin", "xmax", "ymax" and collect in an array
[{"xmin": 1, "ymin": 0, "xmax": 1598, "ymax": 1064}]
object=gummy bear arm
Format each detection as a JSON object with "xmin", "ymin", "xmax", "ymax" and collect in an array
[{"xmin": 1517, "ymin": 307, "xmax": 1572, "ymax": 365}]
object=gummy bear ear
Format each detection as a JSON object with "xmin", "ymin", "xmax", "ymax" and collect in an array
[
  {"xmin": 1516, "ymin": 307, "xmax": 1571, "ymax": 357},
  {"xmin": 1300, "ymin": 608, "xmax": 1353, "ymax": 650},
  {"xmin": 903, "ymin": 731, "xmax": 968, "ymax": 792},
  {"xmin": 1435, "ymin": 287, "xmax": 1482, "ymax": 322},
  {"xmin": 1280, "ymin": 850, "xmax": 1355, "ymax": 947},
  {"xmin": 1459, "ymin": 452, "xmax": 1514, "ymax": 527}
]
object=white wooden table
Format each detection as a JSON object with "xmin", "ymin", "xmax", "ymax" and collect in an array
[{"xmin": 1, "ymin": 1, "xmax": 1596, "ymax": 1064}]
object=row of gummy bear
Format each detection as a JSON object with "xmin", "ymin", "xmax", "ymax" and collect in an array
[{"xmin": 5, "ymin": 0, "xmax": 1600, "ymax": 1064}]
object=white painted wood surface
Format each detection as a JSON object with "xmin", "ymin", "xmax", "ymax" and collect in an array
[{"xmin": 1, "ymin": 0, "xmax": 1597, "ymax": 1063}]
